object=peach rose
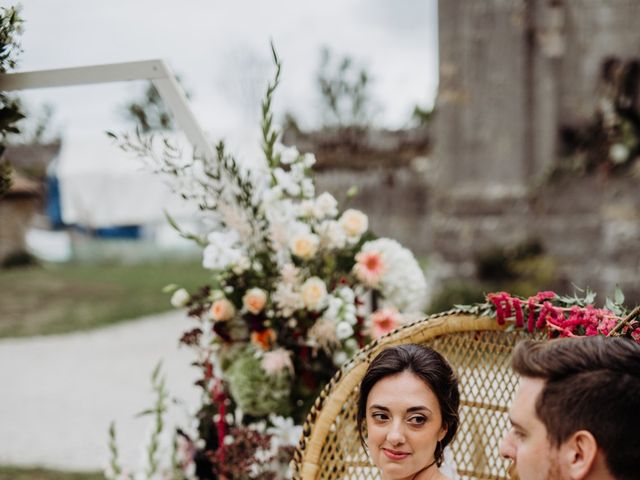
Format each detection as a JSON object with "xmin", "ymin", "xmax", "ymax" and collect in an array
[
  {"xmin": 301, "ymin": 277, "xmax": 328, "ymax": 310},
  {"xmin": 289, "ymin": 232, "xmax": 320, "ymax": 260},
  {"xmin": 339, "ymin": 209, "xmax": 368, "ymax": 239},
  {"xmin": 210, "ymin": 298, "xmax": 235, "ymax": 322},
  {"xmin": 243, "ymin": 287, "xmax": 268, "ymax": 314}
]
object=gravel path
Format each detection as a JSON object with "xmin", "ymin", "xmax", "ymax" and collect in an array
[{"xmin": 0, "ymin": 311, "xmax": 201, "ymax": 472}]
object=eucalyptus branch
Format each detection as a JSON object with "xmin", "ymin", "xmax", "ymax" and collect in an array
[
  {"xmin": 261, "ymin": 42, "xmax": 282, "ymax": 175},
  {"xmin": 164, "ymin": 210, "xmax": 207, "ymax": 247}
]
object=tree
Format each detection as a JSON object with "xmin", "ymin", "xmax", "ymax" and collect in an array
[
  {"xmin": 122, "ymin": 76, "xmax": 191, "ymax": 133},
  {"xmin": 316, "ymin": 46, "xmax": 378, "ymax": 129},
  {"xmin": 0, "ymin": 4, "xmax": 25, "ymax": 197}
]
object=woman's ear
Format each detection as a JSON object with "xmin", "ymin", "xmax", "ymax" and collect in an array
[{"xmin": 438, "ymin": 424, "xmax": 448, "ymax": 442}]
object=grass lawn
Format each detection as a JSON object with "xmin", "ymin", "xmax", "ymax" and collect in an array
[
  {"xmin": 0, "ymin": 259, "xmax": 212, "ymax": 338},
  {"xmin": 0, "ymin": 467, "xmax": 103, "ymax": 480}
]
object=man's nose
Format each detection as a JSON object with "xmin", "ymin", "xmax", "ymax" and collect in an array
[{"xmin": 498, "ymin": 431, "xmax": 515, "ymax": 459}]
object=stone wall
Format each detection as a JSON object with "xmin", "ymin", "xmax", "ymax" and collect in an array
[{"xmin": 432, "ymin": 0, "xmax": 640, "ymax": 303}]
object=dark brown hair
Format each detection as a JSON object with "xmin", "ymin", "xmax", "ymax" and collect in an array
[
  {"xmin": 356, "ymin": 344, "xmax": 460, "ymax": 466},
  {"xmin": 512, "ymin": 336, "xmax": 640, "ymax": 480}
]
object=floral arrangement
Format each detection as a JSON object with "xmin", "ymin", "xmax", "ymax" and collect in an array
[
  {"xmin": 460, "ymin": 288, "xmax": 640, "ymax": 343},
  {"xmin": 107, "ymin": 45, "xmax": 427, "ymax": 479}
]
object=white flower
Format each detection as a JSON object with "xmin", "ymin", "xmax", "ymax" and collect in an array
[
  {"xmin": 301, "ymin": 277, "xmax": 328, "ymax": 311},
  {"xmin": 170, "ymin": 288, "xmax": 190, "ymax": 308},
  {"xmin": 339, "ymin": 209, "xmax": 369, "ymax": 240},
  {"xmin": 610, "ymin": 143, "xmax": 629, "ymax": 164},
  {"xmin": 280, "ymin": 263, "xmax": 300, "ymax": 284},
  {"xmin": 275, "ymin": 143, "xmax": 300, "ymax": 165},
  {"xmin": 289, "ymin": 231, "xmax": 320, "ymax": 260},
  {"xmin": 317, "ymin": 220, "xmax": 347, "ymax": 250},
  {"xmin": 274, "ymin": 167, "xmax": 301, "ymax": 196},
  {"xmin": 335, "ymin": 321, "xmax": 354, "ymax": 340},
  {"xmin": 301, "ymin": 178, "xmax": 315, "ymax": 198},
  {"xmin": 272, "ymin": 282, "xmax": 304, "ymax": 316},
  {"xmin": 357, "ymin": 238, "xmax": 427, "ymax": 312},
  {"xmin": 333, "ymin": 350, "xmax": 349, "ymax": 366},
  {"xmin": 261, "ymin": 348, "xmax": 294, "ymax": 375},
  {"xmin": 314, "ymin": 192, "xmax": 338, "ymax": 219},
  {"xmin": 303, "ymin": 153, "xmax": 316, "ymax": 168},
  {"xmin": 202, "ymin": 230, "xmax": 244, "ymax": 271},
  {"xmin": 267, "ymin": 415, "xmax": 303, "ymax": 447}
]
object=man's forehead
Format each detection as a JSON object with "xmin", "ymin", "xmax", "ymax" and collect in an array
[{"xmin": 509, "ymin": 377, "xmax": 545, "ymax": 424}]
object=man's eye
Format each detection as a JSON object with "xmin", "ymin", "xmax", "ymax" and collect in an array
[{"xmin": 408, "ymin": 415, "xmax": 427, "ymax": 425}]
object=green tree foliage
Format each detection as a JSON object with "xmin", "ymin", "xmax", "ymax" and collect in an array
[
  {"xmin": 0, "ymin": 4, "xmax": 25, "ymax": 197},
  {"xmin": 316, "ymin": 46, "xmax": 377, "ymax": 129},
  {"xmin": 122, "ymin": 77, "xmax": 190, "ymax": 133}
]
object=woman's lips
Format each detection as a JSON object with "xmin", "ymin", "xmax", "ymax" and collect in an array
[{"xmin": 382, "ymin": 448, "xmax": 410, "ymax": 461}]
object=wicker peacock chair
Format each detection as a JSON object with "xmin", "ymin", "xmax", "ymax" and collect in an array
[{"xmin": 292, "ymin": 309, "xmax": 538, "ymax": 480}]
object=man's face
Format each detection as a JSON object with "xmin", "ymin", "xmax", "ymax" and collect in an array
[{"xmin": 499, "ymin": 377, "xmax": 565, "ymax": 480}]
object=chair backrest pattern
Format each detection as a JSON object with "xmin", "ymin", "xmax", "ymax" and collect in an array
[{"xmin": 292, "ymin": 310, "xmax": 536, "ymax": 480}]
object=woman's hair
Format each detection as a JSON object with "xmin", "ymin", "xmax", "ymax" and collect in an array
[{"xmin": 356, "ymin": 344, "xmax": 460, "ymax": 466}]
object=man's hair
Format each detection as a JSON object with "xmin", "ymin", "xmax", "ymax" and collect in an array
[
  {"xmin": 512, "ymin": 336, "xmax": 640, "ymax": 480},
  {"xmin": 357, "ymin": 344, "xmax": 460, "ymax": 466}
]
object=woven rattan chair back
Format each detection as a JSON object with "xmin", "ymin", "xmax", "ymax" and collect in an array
[{"xmin": 292, "ymin": 310, "xmax": 533, "ymax": 480}]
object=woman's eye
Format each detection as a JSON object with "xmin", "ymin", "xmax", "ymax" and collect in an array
[
  {"xmin": 408, "ymin": 416, "xmax": 427, "ymax": 425},
  {"xmin": 371, "ymin": 412, "xmax": 389, "ymax": 421}
]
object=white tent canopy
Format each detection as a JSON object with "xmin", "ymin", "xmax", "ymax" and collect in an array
[{"xmin": 56, "ymin": 131, "xmax": 198, "ymax": 227}]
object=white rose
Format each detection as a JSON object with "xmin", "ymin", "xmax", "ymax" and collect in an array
[
  {"xmin": 170, "ymin": 288, "xmax": 190, "ymax": 308},
  {"xmin": 317, "ymin": 220, "xmax": 347, "ymax": 250},
  {"xmin": 314, "ymin": 192, "xmax": 338, "ymax": 219},
  {"xmin": 335, "ymin": 321, "xmax": 354, "ymax": 340},
  {"xmin": 289, "ymin": 232, "xmax": 320, "ymax": 260},
  {"xmin": 243, "ymin": 288, "xmax": 268, "ymax": 314},
  {"xmin": 339, "ymin": 209, "xmax": 369, "ymax": 239},
  {"xmin": 301, "ymin": 277, "xmax": 328, "ymax": 311}
]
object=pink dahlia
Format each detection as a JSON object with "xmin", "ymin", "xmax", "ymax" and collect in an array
[
  {"xmin": 354, "ymin": 250, "xmax": 385, "ymax": 287},
  {"xmin": 370, "ymin": 307, "xmax": 403, "ymax": 339}
]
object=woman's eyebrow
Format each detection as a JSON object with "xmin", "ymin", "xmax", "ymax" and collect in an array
[
  {"xmin": 407, "ymin": 406, "xmax": 431, "ymax": 414},
  {"xmin": 369, "ymin": 405, "xmax": 432, "ymax": 414}
]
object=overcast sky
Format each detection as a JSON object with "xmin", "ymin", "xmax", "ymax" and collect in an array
[{"xmin": 5, "ymin": 0, "xmax": 438, "ymax": 145}]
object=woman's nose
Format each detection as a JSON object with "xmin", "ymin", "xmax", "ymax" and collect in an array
[{"xmin": 386, "ymin": 421, "xmax": 406, "ymax": 445}]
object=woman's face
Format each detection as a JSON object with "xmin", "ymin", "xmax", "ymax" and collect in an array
[{"xmin": 365, "ymin": 370, "xmax": 446, "ymax": 480}]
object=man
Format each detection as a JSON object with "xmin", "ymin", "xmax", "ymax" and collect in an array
[{"xmin": 499, "ymin": 336, "xmax": 640, "ymax": 480}]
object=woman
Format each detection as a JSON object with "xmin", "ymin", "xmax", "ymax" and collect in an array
[{"xmin": 357, "ymin": 344, "xmax": 460, "ymax": 480}]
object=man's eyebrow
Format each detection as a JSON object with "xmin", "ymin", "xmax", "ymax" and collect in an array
[{"xmin": 509, "ymin": 415, "xmax": 525, "ymax": 430}]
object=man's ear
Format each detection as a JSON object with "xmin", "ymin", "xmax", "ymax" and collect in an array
[{"xmin": 559, "ymin": 430, "xmax": 598, "ymax": 480}]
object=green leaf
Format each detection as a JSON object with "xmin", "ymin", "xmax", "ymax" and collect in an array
[{"xmin": 614, "ymin": 286, "xmax": 625, "ymax": 305}]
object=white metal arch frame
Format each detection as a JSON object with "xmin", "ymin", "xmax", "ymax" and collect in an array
[{"xmin": 0, "ymin": 59, "xmax": 215, "ymax": 159}]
